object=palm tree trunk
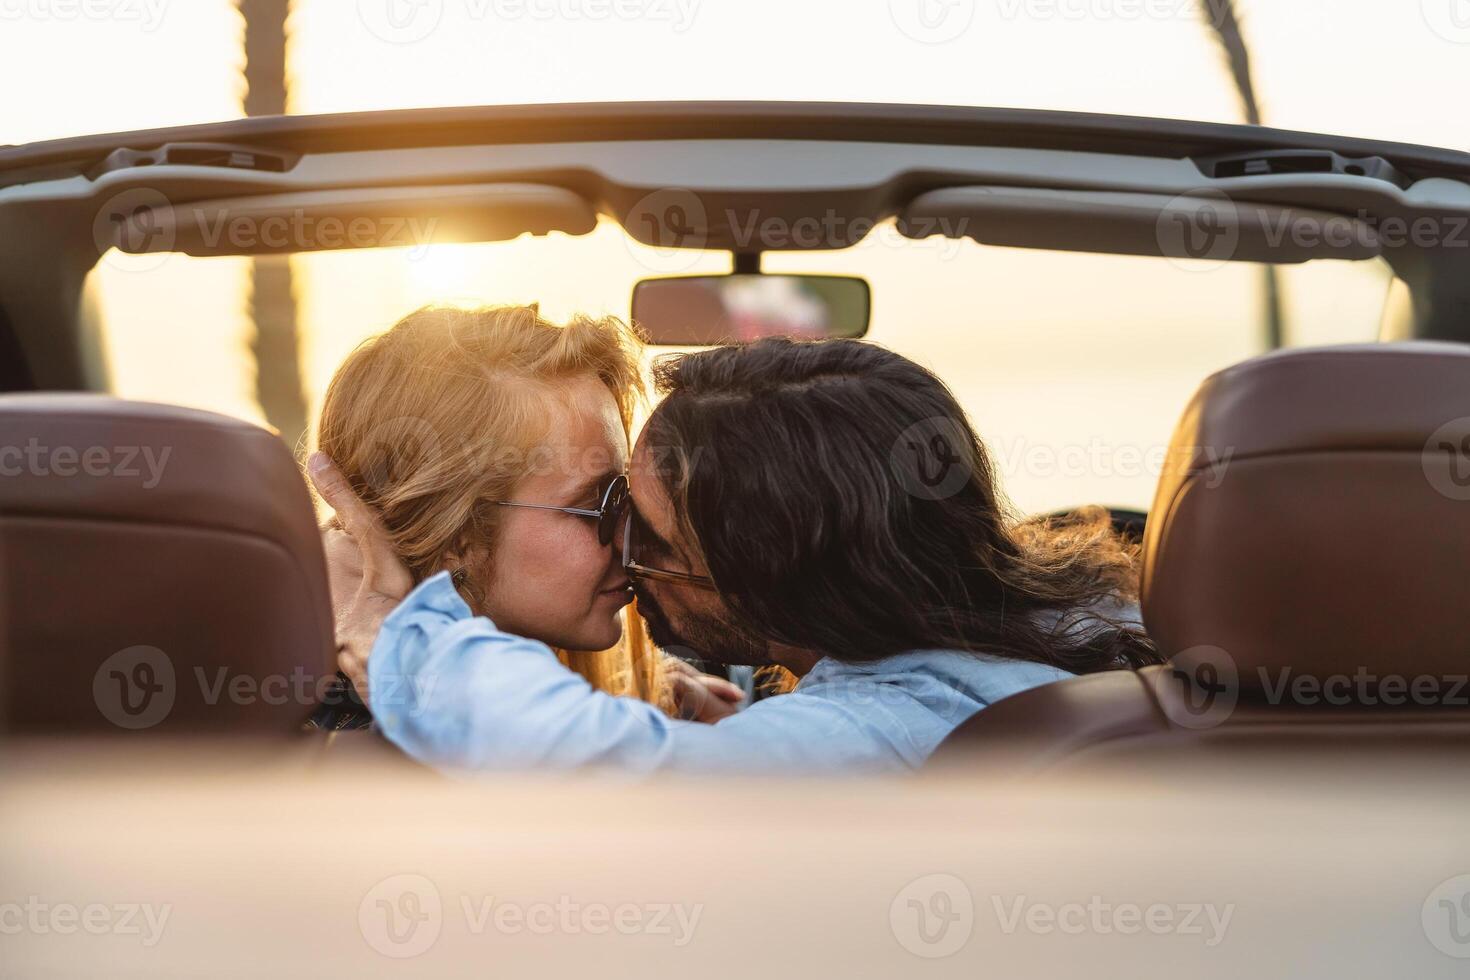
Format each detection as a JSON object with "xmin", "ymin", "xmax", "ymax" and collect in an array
[
  {"xmin": 239, "ymin": 0, "xmax": 308, "ymax": 455},
  {"xmin": 1201, "ymin": 0, "xmax": 1285, "ymax": 350}
]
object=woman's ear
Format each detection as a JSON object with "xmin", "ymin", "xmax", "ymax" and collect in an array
[
  {"xmin": 442, "ymin": 536, "xmax": 492, "ymax": 607},
  {"xmin": 440, "ymin": 525, "xmax": 479, "ymax": 573}
]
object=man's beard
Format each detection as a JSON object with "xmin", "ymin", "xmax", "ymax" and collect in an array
[{"xmin": 633, "ymin": 585, "xmax": 772, "ymax": 667}]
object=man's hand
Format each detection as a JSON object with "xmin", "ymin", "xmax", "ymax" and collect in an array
[
  {"xmin": 667, "ymin": 658, "xmax": 746, "ymax": 723},
  {"xmin": 308, "ymin": 453, "xmax": 414, "ymax": 705}
]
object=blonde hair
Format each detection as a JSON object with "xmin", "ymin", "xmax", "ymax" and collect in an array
[{"xmin": 317, "ymin": 305, "xmax": 669, "ymax": 710}]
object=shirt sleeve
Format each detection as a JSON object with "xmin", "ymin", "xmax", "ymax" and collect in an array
[{"xmin": 364, "ymin": 572, "xmax": 911, "ymax": 776}]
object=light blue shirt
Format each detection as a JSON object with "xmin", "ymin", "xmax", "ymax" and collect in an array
[{"xmin": 367, "ymin": 571, "xmax": 1074, "ymax": 776}]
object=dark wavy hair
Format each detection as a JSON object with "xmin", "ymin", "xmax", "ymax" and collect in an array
[{"xmin": 642, "ymin": 337, "xmax": 1160, "ymax": 673}]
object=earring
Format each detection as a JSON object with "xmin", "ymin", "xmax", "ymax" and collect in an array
[{"xmin": 450, "ymin": 567, "xmax": 468, "ymax": 586}]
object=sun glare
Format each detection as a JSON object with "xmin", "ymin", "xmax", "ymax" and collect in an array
[{"xmin": 2, "ymin": 0, "xmax": 1460, "ymax": 509}]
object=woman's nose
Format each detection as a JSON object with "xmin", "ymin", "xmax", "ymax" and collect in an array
[{"xmin": 611, "ymin": 510, "xmax": 631, "ymax": 556}]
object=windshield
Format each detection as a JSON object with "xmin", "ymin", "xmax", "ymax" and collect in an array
[{"xmin": 92, "ymin": 224, "xmax": 1391, "ymax": 514}]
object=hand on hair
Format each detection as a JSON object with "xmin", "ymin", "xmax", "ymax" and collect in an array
[
  {"xmin": 666, "ymin": 658, "xmax": 746, "ymax": 723},
  {"xmin": 308, "ymin": 452, "xmax": 414, "ymax": 706}
]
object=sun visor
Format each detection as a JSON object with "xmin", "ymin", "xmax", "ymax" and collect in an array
[
  {"xmin": 898, "ymin": 186, "xmax": 1382, "ymax": 264},
  {"xmin": 97, "ymin": 183, "xmax": 597, "ymax": 257}
]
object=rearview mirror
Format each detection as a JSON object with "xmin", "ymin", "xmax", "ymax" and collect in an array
[{"xmin": 631, "ymin": 274, "xmax": 870, "ymax": 346}]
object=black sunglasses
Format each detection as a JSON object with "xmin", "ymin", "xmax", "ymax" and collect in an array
[
  {"xmin": 495, "ymin": 473, "xmax": 630, "ymax": 547},
  {"xmin": 621, "ymin": 510, "xmax": 717, "ymax": 592}
]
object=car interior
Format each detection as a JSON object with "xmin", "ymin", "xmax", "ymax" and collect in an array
[
  {"xmin": 3, "ymin": 101, "xmax": 1470, "ymax": 975},
  {"xmin": 3, "ymin": 102, "xmax": 1469, "ymax": 740}
]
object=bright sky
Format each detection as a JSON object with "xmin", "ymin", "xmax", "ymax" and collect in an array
[
  {"xmin": 4, "ymin": 0, "xmax": 1467, "ymax": 148},
  {"xmin": 0, "ymin": 0, "xmax": 1464, "ymax": 511}
]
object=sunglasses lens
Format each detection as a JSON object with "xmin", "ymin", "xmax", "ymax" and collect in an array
[{"xmin": 599, "ymin": 475, "xmax": 630, "ymax": 546}]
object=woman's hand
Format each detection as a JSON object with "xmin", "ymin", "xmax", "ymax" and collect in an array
[
  {"xmin": 666, "ymin": 658, "xmax": 746, "ymax": 723},
  {"xmin": 308, "ymin": 452, "xmax": 414, "ymax": 705}
]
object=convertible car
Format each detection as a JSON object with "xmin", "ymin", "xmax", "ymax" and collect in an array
[{"xmin": 1, "ymin": 102, "xmax": 1468, "ymax": 976}]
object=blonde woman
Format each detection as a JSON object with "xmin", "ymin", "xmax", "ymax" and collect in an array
[{"xmin": 308, "ymin": 305, "xmax": 743, "ymax": 730}]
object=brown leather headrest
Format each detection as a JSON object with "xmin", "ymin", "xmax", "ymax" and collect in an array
[
  {"xmin": 0, "ymin": 394, "xmax": 334, "ymax": 734},
  {"xmin": 1142, "ymin": 343, "xmax": 1470, "ymax": 702}
]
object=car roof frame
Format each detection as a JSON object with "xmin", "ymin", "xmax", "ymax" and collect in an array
[{"xmin": 1, "ymin": 102, "xmax": 1467, "ymax": 392}]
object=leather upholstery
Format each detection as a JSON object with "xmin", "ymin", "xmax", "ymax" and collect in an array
[
  {"xmin": 933, "ymin": 343, "xmax": 1470, "ymax": 768},
  {"xmin": 0, "ymin": 394, "xmax": 335, "ymax": 734},
  {"xmin": 1142, "ymin": 342, "xmax": 1470, "ymax": 696}
]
